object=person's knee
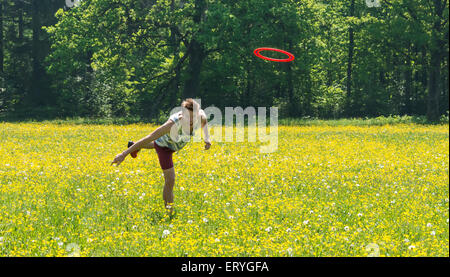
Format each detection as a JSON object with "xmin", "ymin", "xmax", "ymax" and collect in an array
[{"xmin": 163, "ymin": 169, "xmax": 175, "ymax": 185}]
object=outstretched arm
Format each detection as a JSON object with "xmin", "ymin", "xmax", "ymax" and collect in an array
[{"xmin": 111, "ymin": 120, "xmax": 175, "ymax": 166}]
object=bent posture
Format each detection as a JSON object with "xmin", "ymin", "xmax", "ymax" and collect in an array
[{"xmin": 111, "ymin": 99, "xmax": 211, "ymax": 214}]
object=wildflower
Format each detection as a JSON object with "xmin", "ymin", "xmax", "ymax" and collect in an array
[
  {"xmin": 286, "ymin": 248, "xmax": 293, "ymax": 256},
  {"xmin": 162, "ymin": 230, "xmax": 170, "ymax": 237}
]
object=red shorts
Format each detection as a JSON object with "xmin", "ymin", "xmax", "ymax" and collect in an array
[{"xmin": 154, "ymin": 142, "xmax": 175, "ymax": 170}]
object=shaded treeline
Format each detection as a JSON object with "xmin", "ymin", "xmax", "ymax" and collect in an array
[{"xmin": 0, "ymin": 0, "xmax": 448, "ymax": 122}]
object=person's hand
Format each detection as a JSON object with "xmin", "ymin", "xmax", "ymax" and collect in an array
[
  {"xmin": 111, "ymin": 153, "xmax": 126, "ymax": 166},
  {"xmin": 204, "ymin": 140, "xmax": 211, "ymax": 150}
]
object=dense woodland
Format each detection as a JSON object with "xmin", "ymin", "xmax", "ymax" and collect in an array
[{"xmin": 0, "ymin": 0, "xmax": 448, "ymax": 122}]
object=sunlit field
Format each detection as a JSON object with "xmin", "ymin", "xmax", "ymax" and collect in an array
[{"xmin": 0, "ymin": 122, "xmax": 448, "ymax": 257}]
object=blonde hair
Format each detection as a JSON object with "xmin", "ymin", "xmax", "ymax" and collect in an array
[{"xmin": 181, "ymin": 98, "xmax": 200, "ymax": 111}]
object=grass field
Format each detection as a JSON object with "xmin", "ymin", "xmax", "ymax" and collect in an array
[{"xmin": 0, "ymin": 121, "xmax": 448, "ymax": 256}]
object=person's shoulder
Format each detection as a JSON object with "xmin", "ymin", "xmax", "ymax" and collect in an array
[
  {"xmin": 199, "ymin": 109, "xmax": 206, "ymax": 118},
  {"xmin": 169, "ymin": 111, "xmax": 182, "ymax": 122}
]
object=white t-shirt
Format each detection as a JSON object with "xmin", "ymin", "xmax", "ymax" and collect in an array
[{"xmin": 155, "ymin": 110, "xmax": 204, "ymax": 151}]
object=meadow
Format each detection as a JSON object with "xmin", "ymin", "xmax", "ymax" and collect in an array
[{"xmin": 0, "ymin": 121, "xmax": 448, "ymax": 256}]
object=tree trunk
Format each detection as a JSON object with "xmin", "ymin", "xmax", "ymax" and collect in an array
[
  {"xmin": 31, "ymin": 0, "xmax": 42, "ymax": 105},
  {"xmin": 346, "ymin": 0, "xmax": 355, "ymax": 117},
  {"xmin": 168, "ymin": 0, "xmax": 180, "ymax": 107},
  {"xmin": 245, "ymin": 66, "xmax": 251, "ymax": 107},
  {"xmin": 18, "ymin": 1, "xmax": 24, "ymax": 40},
  {"xmin": 427, "ymin": 43, "xmax": 441, "ymax": 122},
  {"xmin": 183, "ymin": 40, "xmax": 205, "ymax": 98},
  {"xmin": 286, "ymin": 56, "xmax": 295, "ymax": 116},
  {"xmin": 404, "ymin": 45, "xmax": 412, "ymax": 115},
  {"xmin": 182, "ymin": 0, "xmax": 206, "ymax": 99},
  {"xmin": 426, "ymin": 0, "xmax": 445, "ymax": 122}
]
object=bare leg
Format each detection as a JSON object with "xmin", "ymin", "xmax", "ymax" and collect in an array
[{"xmin": 162, "ymin": 167, "xmax": 175, "ymax": 214}]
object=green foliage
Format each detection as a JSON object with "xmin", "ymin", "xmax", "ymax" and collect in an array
[{"xmin": 0, "ymin": 0, "xmax": 448, "ymax": 120}]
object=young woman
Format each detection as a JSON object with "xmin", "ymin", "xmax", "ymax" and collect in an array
[{"xmin": 111, "ymin": 99, "xmax": 211, "ymax": 214}]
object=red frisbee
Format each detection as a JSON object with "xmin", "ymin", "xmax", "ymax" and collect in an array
[{"xmin": 254, "ymin": 47, "xmax": 295, "ymax": 62}]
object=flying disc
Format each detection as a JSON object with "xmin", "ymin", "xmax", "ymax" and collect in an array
[{"xmin": 254, "ymin": 47, "xmax": 295, "ymax": 62}]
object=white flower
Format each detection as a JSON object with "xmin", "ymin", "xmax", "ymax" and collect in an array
[
  {"xmin": 162, "ymin": 230, "xmax": 170, "ymax": 237},
  {"xmin": 187, "ymin": 220, "xmax": 193, "ymax": 224},
  {"xmin": 225, "ymin": 202, "xmax": 230, "ymax": 206},
  {"xmin": 215, "ymin": 238, "xmax": 220, "ymax": 242},
  {"xmin": 203, "ymin": 218, "xmax": 208, "ymax": 223},
  {"xmin": 408, "ymin": 245, "xmax": 416, "ymax": 250},
  {"xmin": 344, "ymin": 226, "xmax": 350, "ymax": 231},
  {"xmin": 58, "ymin": 242, "xmax": 64, "ymax": 247},
  {"xmin": 404, "ymin": 238, "xmax": 410, "ymax": 243},
  {"xmin": 303, "ymin": 220, "xmax": 309, "ymax": 225},
  {"xmin": 426, "ymin": 223, "xmax": 432, "ymax": 228},
  {"xmin": 286, "ymin": 248, "xmax": 293, "ymax": 256},
  {"xmin": 180, "ymin": 187, "xmax": 185, "ymax": 191},
  {"xmin": 265, "ymin": 227, "xmax": 272, "ymax": 232},
  {"xmin": 286, "ymin": 228, "xmax": 292, "ymax": 233},
  {"xmin": 430, "ymin": 231, "xmax": 436, "ymax": 236},
  {"xmin": 224, "ymin": 232, "xmax": 229, "ymax": 236},
  {"xmin": 228, "ymin": 216, "xmax": 234, "ymax": 220},
  {"xmin": 357, "ymin": 213, "xmax": 363, "ymax": 217}
]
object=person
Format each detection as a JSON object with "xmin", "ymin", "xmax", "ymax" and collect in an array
[{"xmin": 111, "ymin": 98, "xmax": 211, "ymax": 214}]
